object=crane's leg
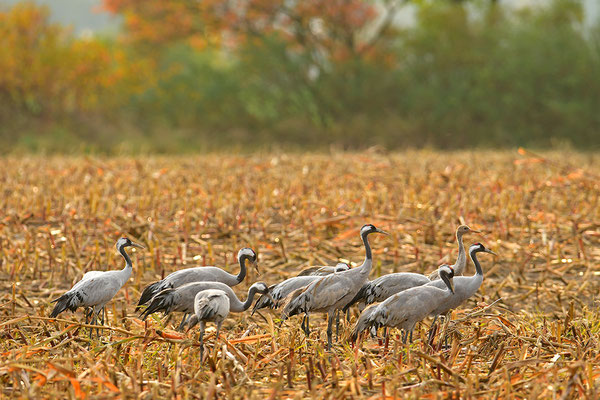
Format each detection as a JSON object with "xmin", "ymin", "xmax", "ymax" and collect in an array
[
  {"xmin": 336, "ymin": 310, "xmax": 340, "ymax": 340},
  {"xmin": 401, "ymin": 330, "xmax": 408, "ymax": 344},
  {"xmin": 302, "ymin": 313, "xmax": 310, "ymax": 336},
  {"xmin": 84, "ymin": 307, "xmax": 91, "ymax": 325},
  {"xmin": 326, "ymin": 310, "xmax": 335, "ymax": 351},
  {"xmin": 215, "ymin": 321, "xmax": 222, "ymax": 340},
  {"xmin": 427, "ymin": 315, "xmax": 439, "ymax": 345},
  {"xmin": 176, "ymin": 313, "xmax": 189, "ymax": 332},
  {"xmin": 384, "ymin": 327, "xmax": 390, "ymax": 350},
  {"xmin": 199, "ymin": 322, "xmax": 206, "ymax": 361}
]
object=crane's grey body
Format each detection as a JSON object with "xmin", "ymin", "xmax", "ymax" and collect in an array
[
  {"xmin": 426, "ymin": 243, "xmax": 494, "ymax": 317},
  {"xmin": 253, "ymin": 275, "xmax": 321, "ymax": 313},
  {"xmin": 343, "ymin": 272, "xmax": 431, "ymax": 312},
  {"xmin": 140, "ymin": 281, "xmax": 269, "ymax": 329},
  {"xmin": 185, "ymin": 289, "xmax": 231, "ymax": 359},
  {"xmin": 352, "ymin": 266, "xmax": 455, "ymax": 343},
  {"xmin": 296, "ymin": 262, "xmax": 350, "ymax": 277},
  {"xmin": 50, "ymin": 238, "xmax": 144, "ymax": 332},
  {"xmin": 136, "ymin": 248, "xmax": 257, "ymax": 309},
  {"xmin": 428, "ymin": 225, "xmax": 478, "ymax": 280},
  {"xmin": 282, "ymin": 224, "xmax": 388, "ymax": 350}
]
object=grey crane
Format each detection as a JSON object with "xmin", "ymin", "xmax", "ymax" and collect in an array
[
  {"xmin": 252, "ymin": 270, "xmax": 344, "ymax": 336},
  {"xmin": 427, "ymin": 225, "xmax": 479, "ymax": 279},
  {"xmin": 185, "ymin": 289, "xmax": 230, "ymax": 360},
  {"xmin": 351, "ymin": 265, "xmax": 455, "ymax": 344},
  {"xmin": 140, "ymin": 280, "xmax": 270, "ymax": 330},
  {"xmin": 136, "ymin": 247, "xmax": 258, "ymax": 310},
  {"xmin": 282, "ymin": 224, "xmax": 388, "ymax": 350},
  {"xmin": 50, "ymin": 237, "xmax": 144, "ymax": 335},
  {"xmin": 425, "ymin": 242, "xmax": 496, "ymax": 341},
  {"xmin": 252, "ymin": 262, "xmax": 350, "ymax": 314},
  {"xmin": 296, "ymin": 262, "xmax": 350, "ymax": 277},
  {"xmin": 343, "ymin": 224, "xmax": 479, "ymax": 312}
]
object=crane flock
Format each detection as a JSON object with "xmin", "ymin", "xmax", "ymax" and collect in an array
[{"xmin": 49, "ymin": 223, "xmax": 497, "ymax": 355}]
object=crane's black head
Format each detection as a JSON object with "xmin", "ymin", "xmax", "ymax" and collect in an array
[
  {"xmin": 335, "ymin": 262, "xmax": 350, "ymax": 272},
  {"xmin": 116, "ymin": 237, "xmax": 145, "ymax": 250},
  {"xmin": 360, "ymin": 224, "xmax": 389, "ymax": 236},
  {"xmin": 469, "ymin": 242, "xmax": 496, "ymax": 255},
  {"xmin": 238, "ymin": 247, "xmax": 257, "ymax": 262},
  {"xmin": 238, "ymin": 247, "xmax": 259, "ymax": 274},
  {"xmin": 251, "ymin": 282, "xmax": 270, "ymax": 294},
  {"xmin": 438, "ymin": 264, "xmax": 455, "ymax": 293}
]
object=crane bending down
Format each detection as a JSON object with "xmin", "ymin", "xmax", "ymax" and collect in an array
[
  {"xmin": 136, "ymin": 248, "xmax": 258, "ymax": 310},
  {"xmin": 425, "ymin": 242, "xmax": 496, "ymax": 341},
  {"xmin": 185, "ymin": 289, "xmax": 230, "ymax": 360},
  {"xmin": 344, "ymin": 225, "xmax": 479, "ymax": 312},
  {"xmin": 427, "ymin": 225, "xmax": 479, "ymax": 279},
  {"xmin": 351, "ymin": 265, "xmax": 455, "ymax": 344},
  {"xmin": 282, "ymin": 224, "xmax": 388, "ymax": 350},
  {"xmin": 50, "ymin": 237, "xmax": 144, "ymax": 335},
  {"xmin": 140, "ymin": 281, "xmax": 270, "ymax": 329}
]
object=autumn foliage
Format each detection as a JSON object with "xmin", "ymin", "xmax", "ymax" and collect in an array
[{"xmin": 1, "ymin": 0, "xmax": 599, "ymax": 152}]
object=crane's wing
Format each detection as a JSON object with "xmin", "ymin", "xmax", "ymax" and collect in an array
[
  {"xmin": 195, "ymin": 292, "xmax": 230, "ymax": 320},
  {"xmin": 283, "ymin": 273, "xmax": 355, "ymax": 317}
]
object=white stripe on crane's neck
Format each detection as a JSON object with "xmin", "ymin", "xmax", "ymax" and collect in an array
[{"xmin": 118, "ymin": 243, "xmax": 133, "ymax": 269}]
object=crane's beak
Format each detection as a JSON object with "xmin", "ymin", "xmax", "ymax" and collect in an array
[
  {"xmin": 485, "ymin": 249, "xmax": 497, "ymax": 256},
  {"xmin": 376, "ymin": 228, "xmax": 390, "ymax": 235},
  {"xmin": 469, "ymin": 228, "xmax": 482, "ymax": 233},
  {"xmin": 252, "ymin": 260, "xmax": 260, "ymax": 276},
  {"xmin": 131, "ymin": 242, "xmax": 145, "ymax": 249},
  {"xmin": 448, "ymin": 279, "xmax": 455, "ymax": 294}
]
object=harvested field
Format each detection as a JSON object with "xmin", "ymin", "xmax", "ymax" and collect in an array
[{"xmin": 0, "ymin": 150, "xmax": 599, "ymax": 398}]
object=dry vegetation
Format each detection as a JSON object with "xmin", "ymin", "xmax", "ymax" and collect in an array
[{"xmin": 0, "ymin": 150, "xmax": 599, "ymax": 398}]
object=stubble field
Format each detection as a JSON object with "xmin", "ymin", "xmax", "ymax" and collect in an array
[{"xmin": 0, "ymin": 150, "xmax": 599, "ymax": 398}]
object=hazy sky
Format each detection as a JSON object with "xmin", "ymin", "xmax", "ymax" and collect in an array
[{"xmin": 0, "ymin": 0, "xmax": 597, "ymax": 36}]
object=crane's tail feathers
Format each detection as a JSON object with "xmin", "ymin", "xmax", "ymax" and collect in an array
[
  {"xmin": 280, "ymin": 287, "xmax": 309, "ymax": 320},
  {"xmin": 136, "ymin": 281, "xmax": 165, "ymax": 311},
  {"xmin": 49, "ymin": 292, "xmax": 80, "ymax": 318},
  {"xmin": 139, "ymin": 289, "xmax": 175, "ymax": 320},
  {"xmin": 351, "ymin": 304, "xmax": 381, "ymax": 342}
]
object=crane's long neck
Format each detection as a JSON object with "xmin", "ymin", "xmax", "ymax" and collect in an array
[
  {"xmin": 454, "ymin": 231, "xmax": 467, "ymax": 274},
  {"xmin": 236, "ymin": 255, "xmax": 248, "ymax": 283},
  {"xmin": 359, "ymin": 231, "xmax": 373, "ymax": 274},
  {"xmin": 470, "ymin": 250, "xmax": 484, "ymax": 276},
  {"xmin": 118, "ymin": 245, "xmax": 133, "ymax": 284},
  {"xmin": 230, "ymin": 286, "xmax": 260, "ymax": 312}
]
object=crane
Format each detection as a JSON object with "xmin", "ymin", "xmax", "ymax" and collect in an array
[
  {"xmin": 136, "ymin": 247, "xmax": 258, "ymax": 310},
  {"xmin": 50, "ymin": 237, "xmax": 144, "ymax": 337},
  {"xmin": 185, "ymin": 289, "xmax": 230, "ymax": 360},
  {"xmin": 425, "ymin": 242, "xmax": 496, "ymax": 342},
  {"xmin": 351, "ymin": 265, "xmax": 455, "ymax": 344},
  {"xmin": 282, "ymin": 224, "xmax": 388, "ymax": 350},
  {"xmin": 140, "ymin": 281, "xmax": 270, "ymax": 330}
]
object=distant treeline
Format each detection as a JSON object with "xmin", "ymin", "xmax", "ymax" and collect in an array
[{"xmin": 0, "ymin": 0, "xmax": 598, "ymax": 153}]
